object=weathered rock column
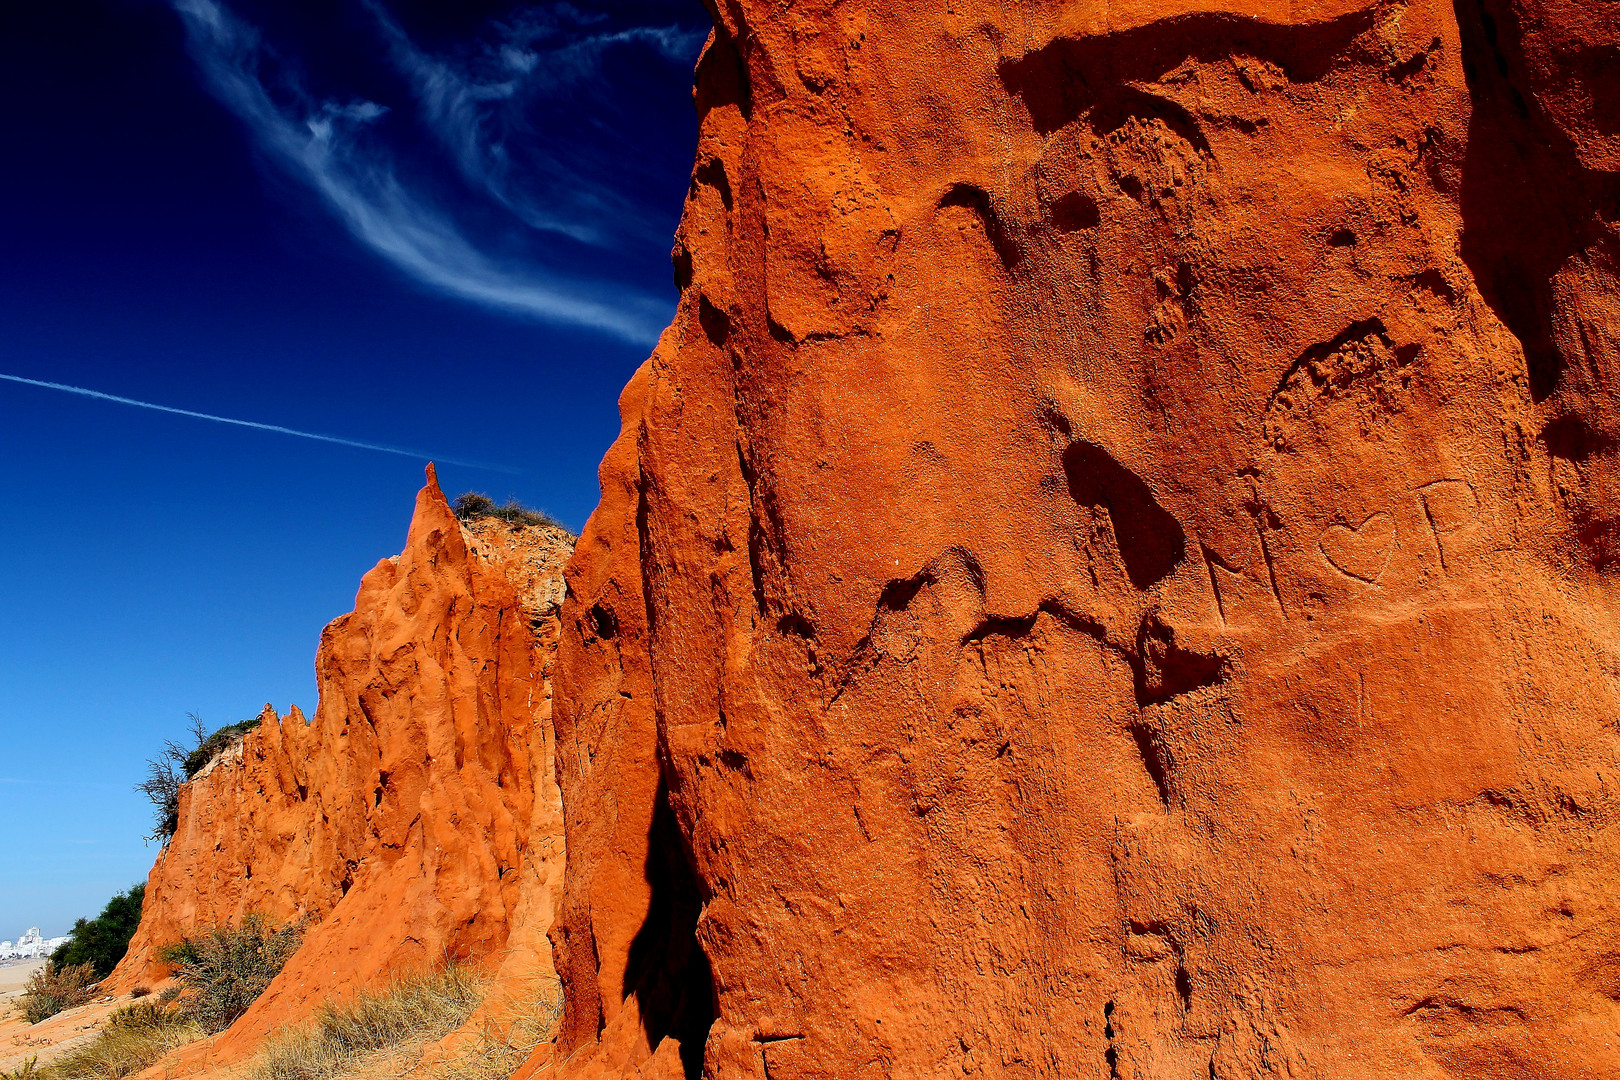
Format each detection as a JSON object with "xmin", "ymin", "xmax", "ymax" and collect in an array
[{"xmin": 547, "ymin": 1, "xmax": 1620, "ymax": 1077}]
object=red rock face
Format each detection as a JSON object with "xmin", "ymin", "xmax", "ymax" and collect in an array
[
  {"xmin": 548, "ymin": 2, "xmax": 1620, "ymax": 1078},
  {"xmin": 111, "ymin": 469, "xmax": 571, "ymax": 1067},
  {"xmin": 109, "ymin": 703, "xmax": 331, "ymax": 993}
]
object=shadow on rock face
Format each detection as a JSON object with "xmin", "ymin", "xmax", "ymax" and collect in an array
[
  {"xmin": 1062, "ymin": 439, "xmax": 1187, "ymax": 591},
  {"xmin": 623, "ymin": 776, "xmax": 716, "ymax": 1079},
  {"xmin": 1456, "ymin": 0, "xmax": 1620, "ymax": 570}
]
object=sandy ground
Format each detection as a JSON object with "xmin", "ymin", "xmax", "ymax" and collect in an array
[
  {"xmin": 0, "ymin": 960, "xmax": 46, "ymax": 998},
  {"xmin": 0, "ymin": 961, "xmax": 142, "ymax": 1073}
]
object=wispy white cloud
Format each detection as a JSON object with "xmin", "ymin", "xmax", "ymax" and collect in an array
[
  {"xmin": 0, "ymin": 371, "xmax": 521, "ymax": 473},
  {"xmin": 359, "ymin": 0, "xmax": 705, "ymax": 248},
  {"xmin": 169, "ymin": 0, "xmax": 671, "ymax": 344}
]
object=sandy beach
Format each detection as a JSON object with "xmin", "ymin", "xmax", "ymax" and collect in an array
[
  {"xmin": 0, "ymin": 959, "xmax": 142, "ymax": 1072},
  {"xmin": 0, "ymin": 959, "xmax": 44, "ymax": 999}
]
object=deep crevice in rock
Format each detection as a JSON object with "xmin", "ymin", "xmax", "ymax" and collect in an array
[{"xmin": 623, "ymin": 776, "xmax": 717, "ymax": 1079}]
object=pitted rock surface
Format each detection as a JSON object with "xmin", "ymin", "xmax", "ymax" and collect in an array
[{"xmin": 544, "ymin": 1, "xmax": 1620, "ymax": 1078}]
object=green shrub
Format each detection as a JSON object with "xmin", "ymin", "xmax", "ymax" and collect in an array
[
  {"xmin": 136, "ymin": 713, "xmax": 261, "ymax": 842},
  {"xmin": 450, "ymin": 492, "xmax": 560, "ymax": 530},
  {"xmin": 182, "ymin": 719, "xmax": 260, "ymax": 780},
  {"xmin": 50, "ymin": 884, "xmax": 145, "ymax": 978},
  {"xmin": 18, "ymin": 963, "xmax": 98, "ymax": 1024},
  {"xmin": 158, "ymin": 915, "xmax": 303, "ymax": 1034}
]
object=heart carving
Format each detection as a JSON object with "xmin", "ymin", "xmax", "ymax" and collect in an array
[{"xmin": 1319, "ymin": 512, "xmax": 1396, "ymax": 583}]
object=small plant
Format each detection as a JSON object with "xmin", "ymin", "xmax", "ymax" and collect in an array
[
  {"xmin": 158, "ymin": 914, "xmax": 303, "ymax": 1034},
  {"xmin": 105, "ymin": 1000, "xmax": 177, "ymax": 1031},
  {"xmin": 18, "ymin": 963, "xmax": 98, "ymax": 1024},
  {"xmin": 250, "ymin": 966, "xmax": 484, "ymax": 1080},
  {"xmin": 0, "ymin": 1055, "xmax": 41, "ymax": 1080},
  {"xmin": 128, "ymin": 986, "xmax": 150, "ymax": 999},
  {"xmin": 450, "ymin": 492, "xmax": 560, "ymax": 530},
  {"xmin": 50, "ymin": 884, "xmax": 146, "ymax": 978},
  {"xmin": 42, "ymin": 1000, "xmax": 203, "ymax": 1080}
]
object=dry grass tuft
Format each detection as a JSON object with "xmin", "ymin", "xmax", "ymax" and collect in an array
[
  {"xmin": 250, "ymin": 967, "xmax": 484, "ymax": 1080},
  {"xmin": 0, "ymin": 1056, "xmax": 43, "ymax": 1080},
  {"xmin": 425, "ymin": 974, "xmax": 564, "ymax": 1080},
  {"xmin": 22, "ymin": 1001, "xmax": 203, "ymax": 1080},
  {"xmin": 450, "ymin": 493, "xmax": 561, "ymax": 531},
  {"xmin": 19, "ymin": 964, "xmax": 98, "ymax": 1024}
]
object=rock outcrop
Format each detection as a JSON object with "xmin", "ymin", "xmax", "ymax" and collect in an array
[
  {"xmin": 107, "ymin": 2, "xmax": 1620, "ymax": 1077},
  {"xmin": 546, "ymin": 1, "xmax": 1620, "ymax": 1078},
  {"xmin": 111, "ymin": 468, "xmax": 572, "ymax": 1067},
  {"xmin": 110, "ymin": 703, "xmax": 324, "ymax": 990}
]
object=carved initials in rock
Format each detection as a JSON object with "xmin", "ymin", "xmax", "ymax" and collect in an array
[
  {"xmin": 1312, "ymin": 480, "xmax": 1480, "ymax": 585},
  {"xmin": 1417, "ymin": 480, "xmax": 1480, "ymax": 570}
]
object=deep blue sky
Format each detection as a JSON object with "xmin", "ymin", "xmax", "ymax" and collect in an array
[{"xmin": 0, "ymin": 0, "xmax": 705, "ymax": 937}]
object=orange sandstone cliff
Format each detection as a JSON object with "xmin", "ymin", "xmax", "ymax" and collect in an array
[
  {"xmin": 110, "ymin": 467, "xmax": 572, "ymax": 1066},
  {"xmin": 114, "ymin": 1, "xmax": 1620, "ymax": 1078},
  {"xmin": 544, "ymin": 0, "xmax": 1620, "ymax": 1078}
]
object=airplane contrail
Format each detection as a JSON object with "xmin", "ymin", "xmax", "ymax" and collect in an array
[{"xmin": 0, "ymin": 371, "xmax": 521, "ymax": 474}]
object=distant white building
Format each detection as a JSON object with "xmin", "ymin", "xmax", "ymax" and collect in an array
[{"xmin": 0, "ymin": 927, "xmax": 70, "ymax": 961}]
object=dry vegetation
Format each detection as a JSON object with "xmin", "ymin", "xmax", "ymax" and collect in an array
[
  {"xmin": 17, "ymin": 964, "xmax": 98, "ymax": 1025},
  {"xmin": 0, "ymin": 917, "xmax": 304, "ymax": 1080},
  {"xmin": 33, "ymin": 1001, "xmax": 204, "ymax": 1080},
  {"xmin": 0, "ymin": 1059, "xmax": 42, "ymax": 1080},
  {"xmin": 250, "ymin": 966, "xmax": 562, "ymax": 1080},
  {"xmin": 4, "ymin": 952, "xmax": 563, "ymax": 1080},
  {"xmin": 251, "ymin": 967, "xmax": 483, "ymax": 1080},
  {"xmin": 427, "ymin": 973, "xmax": 562, "ymax": 1080},
  {"xmin": 450, "ymin": 493, "xmax": 560, "ymax": 531}
]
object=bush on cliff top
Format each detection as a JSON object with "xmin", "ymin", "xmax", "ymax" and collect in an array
[
  {"xmin": 450, "ymin": 492, "xmax": 560, "ymax": 530},
  {"xmin": 158, "ymin": 914, "xmax": 303, "ymax": 1035},
  {"xmin": 136, "ymin": 713, "xmax": 261, "ymax": 843},
  {"xmin": 182, "ymin": 718, "xmax": 260, "ymax": 779},
  {"xmin": 49, "ymin": 883, "xmax": 145, "ymax": 979},
  {"xmin": 17, "ymin": 963, "xmax": 98, "ymax": 1024}
]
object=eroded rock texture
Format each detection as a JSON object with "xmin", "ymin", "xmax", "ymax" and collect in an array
[
  {"xmin": 548, "ymin": 1, "xmax": 1620, "ymax": 1077},
  {"xmin": 110, "ymin": 468, "xmax": 572, "ymax": 1066},
  {"xmin": 110, "ymin": 702, "xmax": 326, "ymax": 991}
]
